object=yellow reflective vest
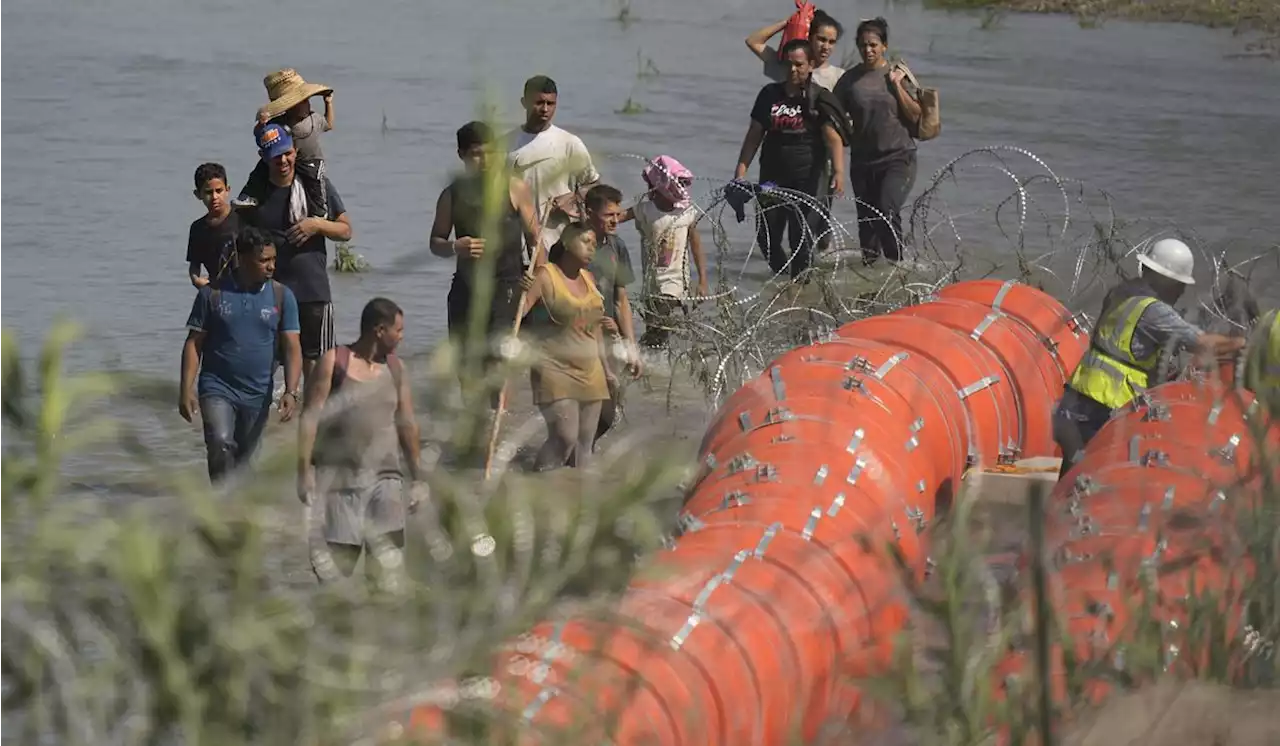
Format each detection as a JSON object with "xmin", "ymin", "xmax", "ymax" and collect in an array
[{"xmin": 1069, "ymin": 295, "xmax": 1160, "ymax": 410}]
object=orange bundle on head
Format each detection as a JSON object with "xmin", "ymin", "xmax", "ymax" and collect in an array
[{"xmin": 778, "ymin": 0, "xmax": 816, "ymax": 60}]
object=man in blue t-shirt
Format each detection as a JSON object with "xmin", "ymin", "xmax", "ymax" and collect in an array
[{"xmin": 180, "ymin": 226, "xmax": 303, "ymax": 482}]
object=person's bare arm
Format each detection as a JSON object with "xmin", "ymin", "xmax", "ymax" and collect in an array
[
  {"xmin": 615, "ymin": 287, "xmax": 637, "ymax": 348},
  {"xmin": 821, "ymin": 123, "xmax": 846, "ymax": 197},
  {"xmin": 298, "ymin": 348, "xmax": 336, "ymax": 479},
  {"xmin": 188, "ymin": 261, "xmax": 208, "ymax": 288},
  {"xmin": 689, "ymin": 225, "xmax": 709, "ymax": 297},
  {"xmin": 393, "ymin": 359, "xmax": 422, "ymax": 482},
  {"xmin": 281, "ymin": 331, "xmax": 302, "ymax": 413},
  {"xmin": 179, "ymin": 331, "xmax": 204, "ymax": 422},
  {"xmin": 520, "ymin": 267, "xmax": 548, "ymax": 315},
  {"xmin": 890, "ymin": 70, "xmax": 923, "ymax": 126},
  {"xmin": 734, "ymin": 121, "xmax": 767, "ymax": 180},
  {"xmin": 289, "ymin": 211, "xmax": 352, "ymax": 246},
  {"xmin": 511, "ymin": 178, "xmax": 546, "ymax": 267},
  {"xmin": 429, "ymin": 187, "xmax": 457, "ymax": 257},
  {"xmin": 322, "ymin": 93, "xmax": 334, "ymax": 131},
  {"xmin": 316, "ymin": 212, "xmax": 352, "ymax": 242},
  {"xmin": 746, "ymin": 17, "xmax": 788, "ymax": 60}
]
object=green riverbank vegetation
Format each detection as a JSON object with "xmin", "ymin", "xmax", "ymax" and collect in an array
[{"xmin": 928, "ymin": 0, "xmax": 1279, "ymax": 54}]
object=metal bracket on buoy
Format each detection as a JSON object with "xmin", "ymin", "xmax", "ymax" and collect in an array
[
  {"xmin": 991, "ymin": 279, "xmax": 1016, "ymax": 311},
  {"xmin": 763, "ymin": 406, "xmax": 794, "ymax": 425},
  {"xmin": 801, "ymin": 507, "xmax": 823, "ymax": 541},
  {"xmin": 846, "ymin": 354, "xmax": 872, "ymax": 373},
  {"xmin": 846, "ymin": 458, "xmax": 867, "ymax": 486},
  {"xmin": 826, "ymin": 491, "xmax": 846, "ymax": 517},
  {"xmin": 1162, "ymin": 486, "xmax": 1176, "ymax": 511},
  {"xmin": 874, "ymin": 352, "xmax": 908, "ymax": 379},
  {"xmin": 845, "ymin": 428, "xmax": 866, "ymax": 455},
  {"xmin": 521, "ymin": 686, "xmax": 560, "ymax": 722},
  {"xmin": 971, "ymin": 313, "xmax": 1000, "ymax": 341},
  {"xmin": 905, "ymin": 505, "xmax": 927, "ymax": 534},
  {"xmin": 753, "ymin": 522, "xmax": 782, "ymax": 559},
  {"xmin": 1209, "ymin": 490, "xmax": 1228, "ymax": 514},
  {"xmin": 676, "ymin": 512, "xmax": 706, "ymax": 534},
  {"xmin": 1069, "ymin": 474, "xmax": 1096, "ymax": 502},
  {"xmin": 1213, "ymin": 434, "xmax": 1240, "ymax": 464},
  {"xmin": 718, "ymin": 491, "xmax": 750, "ymax": 511},
  {"xmin": 1140, "ymin": 450, "xmax": 1169, "ymax": 468},
  {"xmin": 670, "ymin": 549, "xmax": 750, "ymax": 650},
  {"xmin": 901, "ymin": 419, "xmax": 921, "ymax": 450},
  {"xmin": 959, "ymin": 375, "xmax": 1001, "ymax": 400},
  {"xmin": 1141, "ymin": 404, "xmax": 1171, "ymax": 422},
  {"xmin": 752, "ymin": 464, "xmax": 778, "ymax": 483},
  {"xmin": 1137, "ymin": 503, "xmax": 1152, "ymax": 531},
  {"xmin": 737, "ymin": 412, "xmax": 753, "ymax": 432},
  {"xmin": 842, "ymin": 374, "xmax": 868, "ymax": 394},
  {"xmin": 813, "ymin": 464, "xmax": 830, "ymax": 485},
  {"xmin": 726, "ymin": 453, "xmax": 758, "ymax": 475},
  {"xmin": 770, "ymin": 366, "xmax": 787, "ymax": 402}
]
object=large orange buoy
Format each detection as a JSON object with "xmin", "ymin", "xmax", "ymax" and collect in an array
[
  {"xmin": 934, "ymin": 278, "xmax": 1089, "ymax": 380},
  {"xmin": 892, "ymin": 297, "xmax": 1064, "ymax": 458},
  {"xmin": 999, "ymin": 376, "xmax": 1279, "ymax": 722},
  {"xmin": 694, "ymin": 404, "xmax": 938, "ymax": 540},
  {"xmin": 386, "ymin": 280, "xmax": 1094, "ymax": 745},
  {"xmin": 769, "ymin": 337, "xmax": 971, "ymax": 504},
  {"xmin": 836, "ymin": 315, "xmax": 1022, "ymax": 465}
]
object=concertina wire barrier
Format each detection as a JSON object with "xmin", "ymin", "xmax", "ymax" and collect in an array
[{"xmin": 372, "ymin": 278, "xmax": 1275, "ymax": 745}]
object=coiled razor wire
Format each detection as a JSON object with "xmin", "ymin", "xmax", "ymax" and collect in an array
[{"xmin": 7, "ymin": 146, "xmax": 1278, "ymax": 746}]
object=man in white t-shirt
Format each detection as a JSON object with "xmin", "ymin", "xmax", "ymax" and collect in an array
[{"xmin": 506, "ymin": 75, "xmax": 600, "ymax": 251}]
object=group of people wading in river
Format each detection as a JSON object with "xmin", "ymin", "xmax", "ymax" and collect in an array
[{"xmin": 174, "ymin": 6, "xmax": 1280, "ymax": 588}]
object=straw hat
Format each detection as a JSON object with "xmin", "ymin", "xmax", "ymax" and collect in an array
[{"xmin": 260, "ymin": 68, "xmax": 333, "ymax": 120}]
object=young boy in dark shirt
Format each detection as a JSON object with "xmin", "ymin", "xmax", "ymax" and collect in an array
[{"xmin": 186, "ymin": 163, "xmax": 240, "ymax": 287}]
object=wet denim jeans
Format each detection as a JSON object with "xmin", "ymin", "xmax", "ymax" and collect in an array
[{"xmin": 199, "ymin": 396, "xmax": 271, "ymax": 482}]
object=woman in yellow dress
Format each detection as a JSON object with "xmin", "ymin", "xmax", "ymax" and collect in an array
[{"xmin": 520, "ymin": 222, "xmax": 616, "ymax": 469}]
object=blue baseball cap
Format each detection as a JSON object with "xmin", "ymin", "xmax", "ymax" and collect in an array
[{"xmin": 255, "ymin": 122, "xmax": 294, "ymax": 159}]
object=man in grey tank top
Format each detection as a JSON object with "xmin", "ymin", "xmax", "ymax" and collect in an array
[{"xmin": 297, "ymin": 297, "xmax": 426, "ymax": 589}]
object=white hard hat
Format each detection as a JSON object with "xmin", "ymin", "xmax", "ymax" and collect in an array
[{"xmin": 1137, "ymin": 238, "xmax": 1196, "ymax": 285}]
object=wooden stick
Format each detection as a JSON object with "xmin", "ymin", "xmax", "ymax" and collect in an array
[{"xmin": 483, "ymin": 262, "xmax": 537, "ymax": 480}]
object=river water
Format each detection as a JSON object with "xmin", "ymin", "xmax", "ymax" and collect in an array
[{"xmin": 3, "ymin": 0, "xmax": 1279, "ymax": 479}]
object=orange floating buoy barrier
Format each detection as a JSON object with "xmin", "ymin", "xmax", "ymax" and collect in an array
[
  {"xmin": 836, "ymin": 315, "xmax": 1022, "ymax": 465},
  {"xmin": 892, "ymin": 297, "xmax": 1065, "ymax": 458},
  {"xmin": 385, "ymin": 279, "xmax": 1089, "ymax": 745},
  {"xmin": 1000, "ymin": 376, "xmax": 1278, "ymax": 719},
  {"xmin": 934, "ymin": 278, "xmax": 1089, "ymax": 380},
  {"xmin": 767, "ymin": 337, "xmax": 972, "ymax": 507}
]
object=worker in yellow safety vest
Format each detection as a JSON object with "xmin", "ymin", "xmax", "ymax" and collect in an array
[{"xmin": 1053, "ymin": 238, "xmax": 1246, "ymax": 480}]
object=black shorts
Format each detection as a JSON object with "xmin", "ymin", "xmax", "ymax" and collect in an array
[
  {"xmin": 446, "ymin": 278, "xmax": 523, "ymax": 348},
  {"xmin": 298, "ymin": 301, "xmax": 336, "ymax": 360}
]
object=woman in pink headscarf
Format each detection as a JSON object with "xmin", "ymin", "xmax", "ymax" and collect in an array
[{"xmin": 633, "ymin": 156, "xmax": 709, "ymax": 348}]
